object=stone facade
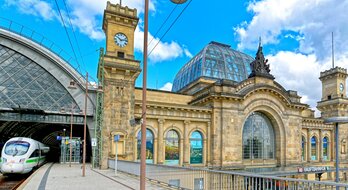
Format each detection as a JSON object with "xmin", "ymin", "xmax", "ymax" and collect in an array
[{"xmin": 99, "ymin": 2, "xmax": 348, "ymax": 173}]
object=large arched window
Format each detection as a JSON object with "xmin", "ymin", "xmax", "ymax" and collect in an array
[
  {"xmin": 242, "ymin": 112, "xmax": 275, "ymax": 159},
  {"xmin": 137, "ymin": 129, "xmax": 154, "ymax": 163},
  {"xmin": 190, "ymin": 131, "xmax": 203, "ymax": 164},
  {"xmin": 302, "ymin": 136, "xmax": 306, "ymax": 161},
  {"xmin": 165, "ymin": 130, "xmax": 180, "ymax": 165},
  {"xmin": 323, "ymin": 137, "xmax": 328, "ymax": 161},
  {"xmin": 311, "ymin": 136, "xmax": 317, "ymax": 160}
]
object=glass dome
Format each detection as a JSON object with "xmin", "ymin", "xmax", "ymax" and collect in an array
[{"xmin": 172, "ymin": 41, "xmax": 254, "ymax": 92}]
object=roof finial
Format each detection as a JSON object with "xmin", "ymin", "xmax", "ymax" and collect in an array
[{"xmin": 248, "ymin": 40, "xmax": 274, "ymax": 80}]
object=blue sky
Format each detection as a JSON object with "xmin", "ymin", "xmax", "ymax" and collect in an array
[{"xmin": 2, "ymin": 0, "xmax": 348, "ymax": 116}]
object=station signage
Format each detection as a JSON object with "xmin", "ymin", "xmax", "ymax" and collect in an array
[
  {"xmin": 298, "ymin": 166, "xmax": 330, "ymax": 173},
  {"xmin": 91, "ymin": 138, "xmax": 97, "ymax": 147}
]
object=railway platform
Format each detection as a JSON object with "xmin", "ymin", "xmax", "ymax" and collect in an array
[{"xmin": 16, "ymin": 163, "xmax": 171, "ymax": 190}]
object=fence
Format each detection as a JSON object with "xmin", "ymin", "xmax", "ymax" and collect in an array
[{"xmin": 109, "ymin": 159, "xmax": 348, "ymax": 190}]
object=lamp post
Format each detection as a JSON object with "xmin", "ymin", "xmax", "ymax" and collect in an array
[
  {"xmin": 82, "ymin": 72, "xmax": 88, "ymax": 177},
  {"xmin": 69, "ymin": 103, "xmax": 76, "ymax": 167},
  {"xmin": 68, "ymin": 80, "xmax": 77, "ymax": 167},
  {"xmin": 324, "ymin": 116, "xmax": 348, "ymax": 189},
  {"xmin": 140, "ymin": 0, "xmax": 188, "ymax": 189}
]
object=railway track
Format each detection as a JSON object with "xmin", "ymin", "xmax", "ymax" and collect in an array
[{"xmin": 0, "ymin": 174, "xmax": 27, "ymax": 190}]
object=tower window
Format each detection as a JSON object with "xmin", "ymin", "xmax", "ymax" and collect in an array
[
  {"xmin": 328, "ymin": 95, "xmax": 332, "ymax": 100},
  {"xmin": 117, "ymin": 51, "xmax": 125, "ymax": 58}
]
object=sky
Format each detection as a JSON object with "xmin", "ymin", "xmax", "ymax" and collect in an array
[{"xmin": 2, "ymin": 0, "xmax": 348, "ymax": 116}]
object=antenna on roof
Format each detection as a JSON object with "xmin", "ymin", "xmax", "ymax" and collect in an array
[
  {"xmin": 120, "ymin": 0, "xmax": 122, "ymax": 6},
  {"xmin": 259, "ymin": 36, "xmax": 262, "ymax": 48},
  {"xmin": 332, "ymin": 32, "xmax": 335, "ymax": 68}
]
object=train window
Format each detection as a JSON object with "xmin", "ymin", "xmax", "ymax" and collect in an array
[
  {"xmin": 4, "ymin": 141, "xmax": 30, "ymax": 156},
  {"xmin": 30, "ymin": 149, "xmax": 40, "ymax": 158}
]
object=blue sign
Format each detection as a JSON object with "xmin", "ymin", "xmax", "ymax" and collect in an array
[
  {"xmin": 57, "ymin": 136, "xmax": 62, "ymax": 140},
  {"xmin": 114, "ymin": 135, "xmax": 120, "ymax": 142}
]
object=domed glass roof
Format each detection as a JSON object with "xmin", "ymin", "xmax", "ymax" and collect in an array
[{"xmin": 172, "ymin": 41, "xmax": 254, "ymax": 92}]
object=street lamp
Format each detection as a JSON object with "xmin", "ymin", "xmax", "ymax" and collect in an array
[
  {"xmin": 324, "ymin": 116, "xmax": 348, "ymax": 189},
  {"xmin": 140, "ymin": 0, "xmax": 188, "ymax": 190}
]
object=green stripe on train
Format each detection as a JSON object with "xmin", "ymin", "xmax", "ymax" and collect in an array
[
  {"xmin": 26, "ymin": 156, "xmax": 46, "ymax": 163},
  {"xmin": 26, "ymin": 158, "xmax": 39, "ymax": 163}
]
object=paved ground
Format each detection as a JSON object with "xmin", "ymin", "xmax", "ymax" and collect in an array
[{"xmin": 18, "ymin": 163, "xmax": 172, "ymax": 190}]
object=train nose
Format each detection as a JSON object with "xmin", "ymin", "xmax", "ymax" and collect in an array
[{"xmin": 1, "ymin": 163, "xmax": 25, "ymax": 174}]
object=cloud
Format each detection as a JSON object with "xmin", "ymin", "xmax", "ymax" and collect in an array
[
  {"xmin": 267, "ymin": 51, "xmax": 348, "ymax": 115},
  {"xmin": 235, "ymin": 0, "xmax": 348, "ymax": 117},
  {"xmin": 159, "ymin": 82, "xmax": 173, "ymax": 91},
  {"xmin": 5, "ymin": 0, "xmax": 191, "ymax": 62},
  {"xmin": 4, "ymin": 0, "xmax": 56, "ymax": 21},
  {"xmin": 134, "ymin": 27, "xmax": 192, "ymax": 62},
  {"xmin": 235, "ymin": 0, "xmax": 348, "ymax": 59}
]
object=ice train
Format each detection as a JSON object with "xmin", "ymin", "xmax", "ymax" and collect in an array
[{"xmin": 0, "ymin": 137, "xmax": 49, "ymax": 174}]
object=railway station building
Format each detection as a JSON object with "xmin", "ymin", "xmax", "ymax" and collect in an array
[
  {"xmin": 98, "ymin": 2, "xmax": 348, "ymax": 180},
  {"xmin": 1, "ymin": 1, "xmax": 348, "ymax": 181}
]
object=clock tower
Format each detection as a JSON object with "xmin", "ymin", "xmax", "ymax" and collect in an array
[
  {"xmin": 317, "ymin": 67, "xmax": 348, "ymax": 118},
  {"xmin": 102, "ymin": 1, "xmax": 138, "ymax": 58},
  {"xmin": 99, "ymin": 1, "xmax": 141, "ymax": 169}
]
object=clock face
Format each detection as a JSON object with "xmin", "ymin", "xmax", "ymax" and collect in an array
[
  {"xmin": 114, "ymin": 33, "xmax": 128, "ymax": 47},
  {"xmin": 340, "ymin": 83, "xmax": 344, "ymax": 92}
]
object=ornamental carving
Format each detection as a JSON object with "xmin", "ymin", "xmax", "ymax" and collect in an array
[{"xmin": 249, "ymin": 41, "xmax": 275, "ymax": 80}]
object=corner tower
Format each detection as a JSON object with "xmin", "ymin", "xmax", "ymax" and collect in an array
[
  {"xmin": 317, "ymin": 67, "xmax": 348, "ymax": 118},
  {"xmin": 99, "ymin": 2, "xmax": 141, "ymax": 169}
]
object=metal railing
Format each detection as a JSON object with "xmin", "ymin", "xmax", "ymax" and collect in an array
[
  {"xmin": 109, "ymin": 159, "xmax": 348, "ymax": 190},
  {"xmin": 0, "ymin": 17, "xmax": 84, "ymax": 79}
]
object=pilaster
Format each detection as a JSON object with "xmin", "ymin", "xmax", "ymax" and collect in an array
[
  {"xmin": 183, "ymin": 120, "xmax": 190, "ymax": 165},
  {"xmin": 157, "ymin": 118, "xmax": 165, "ymax": 164}
]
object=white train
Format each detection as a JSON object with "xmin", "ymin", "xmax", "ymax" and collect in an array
[{"xmin": 0, "ymin": 137, "xmax": 49, "ymax": 174}]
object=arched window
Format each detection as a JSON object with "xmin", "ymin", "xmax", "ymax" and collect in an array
[
  {"xmin": 137, "ymin": 129, "xmax": 154, "ymax": 163},
  {"xmin": 302, "ymin": 136, "xmax": 306, "ymax": 161},
  {"xmin": 323, "ymin": 137, "xmax": 328, "ymax": 161},
  {"xmin": 311, "ymin": 136, "xmax": 317, "ymax": 160},
  {"xmin": 165, "ymin": 130, "xmax": 180, "ymax": 165},
  {"xmin": 190, "ymin": 131, "xmax": 203, "ymax": 164},
  {"xmin": 242, "ymin": 112, "xmax": 275, "ymax": 159}
]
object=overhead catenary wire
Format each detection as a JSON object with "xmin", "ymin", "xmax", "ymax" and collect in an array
[
  {"xmin": 148, "ymin": 0, "xmax": 193, "ymax": 57},
  {"xmin": 54, "ymin": 0, "xmax": 82, "ymax": 74},
  {"xmin": 62, "ymin": 0, "xmax": 87, "ymax": 71},
  {"xmin": 147, "ymin": 3, "xmax": 179, "ymax": 47}
]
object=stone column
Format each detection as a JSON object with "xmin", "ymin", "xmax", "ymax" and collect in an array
[
  {"xmin": 331, "ymin": 129, "xmax": 334, "ymax": 161},
  {"xmin": 319, "ymin": 129, "xmax": 322, "ymax": 161},
  {"xmin": 133, "ymin": 136, "xmax": 137, "ymax": 161},
  {"xmin": 207, "ymin": 121, "xmax": 211, "ymax": 166},
  {"xmin": 154, "ymin": 138, "xmax": 158, "ymax": 164},
  {"xmin": 307, "ymin": 129, "xmax": 311, "ymax": 162},
  {"xmin": 180, "ymin": 138, "xmax": 184, "ymax": 166},
  {"xmin": 183, "ymin": 120, "xmax": 190, "ymax": 165},
  {"xmin": 157, "ymin": 119, "xmax": 165, "ymax": 164},
  {"xmin": 203, "ymin": 139, "xmax": 207, "ymax": 165}
]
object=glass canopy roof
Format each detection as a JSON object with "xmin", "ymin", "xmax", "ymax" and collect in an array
[
  {"xmin": 0, "ymin": 44, "xmax": 77, "ymax": 112},
  {"xmin": 172, "ymin": 41, "xmax": 254, "ymax": 92}
]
